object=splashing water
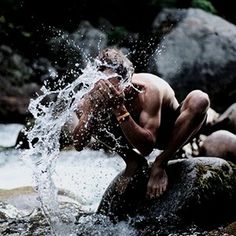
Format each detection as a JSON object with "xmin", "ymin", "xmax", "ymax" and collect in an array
[
  {"xmin": 20, "ymin": 56, "xmax": 134, "ymax": 235},
  {"xmin": 21, "ymin": 62, "xmax": 100, "ymax": 235}
]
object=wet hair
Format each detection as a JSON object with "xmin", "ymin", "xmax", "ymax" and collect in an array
[{"xmin": 96, "ymin": 47, "xmax": 134, "ymax": 82}]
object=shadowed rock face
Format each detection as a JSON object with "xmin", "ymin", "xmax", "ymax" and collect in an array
[
  {"xmin": 98, "ymin": 157, "xmax": 236, "ymax": 233},
  {"xmin": 208, "ymin": 103, "xmax": 236, "ymax": 135},
  {"xmin": 150, "ymin": 8, "xmax": 236, "ymax": 112}
]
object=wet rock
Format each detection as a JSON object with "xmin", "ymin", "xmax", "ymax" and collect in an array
[
  {"xmin": 98, "ymin": 157, "xmax": 236, "ymax": 234},
  {"xmin": 0, "ymin": 202, "xmax": 22, "ymax": 220},
  {"xmin": 0, "ymin": 198, "xmax": 83, "ymax": 235},
  {"xmin": 207, "ymin": 103, "xmax": 236, "ymax": 135}
]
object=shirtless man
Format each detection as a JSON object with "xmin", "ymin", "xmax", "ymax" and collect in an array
[{"xmin": 73, "ymin": 47, "xmax": 210, "ymax": 199}]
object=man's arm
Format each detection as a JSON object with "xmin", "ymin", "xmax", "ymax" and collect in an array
[
  {"xmin": 113, "ymin": 89, "xmax": 161, "ymax": 156},
  {"xmin": 73, "ymin": 111, "xmax": 94, "ymax": 151},
  {"xmin": 73, "ymin": 84, "xmax": 105, "ymax": 151}
]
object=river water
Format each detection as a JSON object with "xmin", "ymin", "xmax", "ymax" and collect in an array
[
  {"xmin": 0, "ymin": 56, "xmax": 140, "ymax": 235},
  {"xmin": 0, "ymin": 124, "xmax": 143, "ymax": 235}
]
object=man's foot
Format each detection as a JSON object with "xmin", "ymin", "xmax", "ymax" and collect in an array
[{"xmin": 146, "ymin": 164, "xmax": 168, "ymax": 199}]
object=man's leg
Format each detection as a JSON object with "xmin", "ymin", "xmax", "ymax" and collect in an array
[
  {"xmin": 176, "ymin": 90, "xmax": 210, "ymax": 145},
  {"xmin": 147, "ymin": 90, "xmax": 210, "ymax": 198},
  {"xmin": 116, "ymin": 146, "xmax": 147, "ymax": 177},
  {"xmin": 157, "ymin": 89, "xmax": 210, "ymax": 160},
  {"xmin": 110, "ymin": 146, "xmax": 147, "ymax": 193}
]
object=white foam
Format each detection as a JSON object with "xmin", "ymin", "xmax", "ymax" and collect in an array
[
  {"xmin": 0, "ymin": 124, "xmax": 23, "ymax": 147},
  {"xmin": 0, "ymin": 149, "xmax": 125, "ymax": 212}
]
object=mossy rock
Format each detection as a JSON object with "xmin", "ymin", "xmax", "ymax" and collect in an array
[{"xmin": 98, "ymin": 157, "xmax": 236, "ymax": 233}]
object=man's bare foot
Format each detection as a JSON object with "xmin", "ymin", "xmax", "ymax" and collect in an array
[{"xmin": 146, "ymin": 164, "xmax": 168, "ymax": 199}]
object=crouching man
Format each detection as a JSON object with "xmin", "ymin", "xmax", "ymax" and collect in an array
[{"xmin": 73, "ymin": 47, "xmax": 210, "ymax": 199}]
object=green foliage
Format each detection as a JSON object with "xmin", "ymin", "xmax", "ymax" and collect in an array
[
  {"xmin": 191, "ymin": 0, "xmax": 217, "ymax": 14},
  {"xmin": 107, "ymin": 26, "xmax": 128, "ymax": 44},
  {"xmin": 149, "ymin": 0, "xmax": 216, "ymax": 14},
  {"xmin": 149, "ymin": 0, "xmax": 177, "ymax": 8}
]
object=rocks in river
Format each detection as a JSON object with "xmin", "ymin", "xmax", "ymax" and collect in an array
[
  {"xmin": 207, "ymin": 103, "xmax": 236, "ymax": 135},
  {"xmin": 0, "ymin": 201, "xmax": 22, "ymax": 220},
  {"xmin": 209, "ymin": 221, "xmax": 236, "ymax": 235},
  {"xmin": 199, "ymin": 130, "xmax": 236, "ymax": 162},
  {"xmin": 150, "ymin": 8, "xmax": 236, "ymax": 112},
  {"xmin": 98, "ymin": 157, "xmax": 236, "ymax": 234},
  {"xmin": 0, "ymin": 202, "xmax": 80, "ymax": 235},
  {"xmin": 0, "ymin": 187, "xmax": 83, "ymax": 235},
  {"xmin": 197, "ymin": 103, "xmax": 236, "ymax": 163},
  {"xmin": 0, "ymin": 45, "xmax": 56, "ymax": 123}
]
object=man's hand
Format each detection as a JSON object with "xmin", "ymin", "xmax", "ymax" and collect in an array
[
  {"xmin": 146, "ymin": 164, "xmax": 168, "ymax": 199},
  {"xmin": 92, "ymin": 79, "xmax": 125, "ymax": 109},
  {"xmin": 81, "ymin": 80, "xmax": 109, "ymax": 113}
]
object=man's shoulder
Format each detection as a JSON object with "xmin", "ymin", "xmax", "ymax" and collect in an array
[
  {"xmin": 133, "ymin": 72, "xmax": 161, "ymax": 81},
  {"xmin": 132, "ymin": 73, "xmax": 169, "ymax": 90},
  {"xmin": 132, "ymin": 73, "xmax": 176, "ymax": 104}
]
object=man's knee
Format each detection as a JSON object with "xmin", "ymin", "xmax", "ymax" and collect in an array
[{"xmin": 184, "ymin": 90, "xmax": 210, "ymax": 116}]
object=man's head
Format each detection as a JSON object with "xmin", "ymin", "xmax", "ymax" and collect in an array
[{"xmin": 96, "ymin": 48, "xmax": 134, "ymax": 83}]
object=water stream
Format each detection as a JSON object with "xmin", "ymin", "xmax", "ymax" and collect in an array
[
  {"xmin": 18, "ymin": 62, "xmax": 107, "ymax": 235},
  {"xmin": 13, "ymin": 51, "xmax": 135, "ymax": 235}
]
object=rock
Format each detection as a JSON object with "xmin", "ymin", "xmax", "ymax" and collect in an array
[
  {"xmin": 0, "ymin": 186, "xmax": 84, "ymax": 235},
  {"xmin": 208, "ymin": 103, "xmax": 236, "ymax": 135},
  {"xmin": 150, "ymin": 8, "xmax": 236, "ymax": 112},
  {"xmin": 49, "ymin": 21, "xmax": 108, "ymax": 70},
  {"xmin": 199, "ymin": 130, "xmax": 236, "ymax": 162},
  {"xmin": 0, "ymin": 201, "xmax": 82, "ymax": 236},
  {"xmin": 97, "ymin": 163, "xmax": 150, "ymax": 221},
  {"xmin": 209, "ymin": 221, "xmax": 236, "ymax": 235},
  {"xmin": 98, "ymin": 157, "xmax": 236, "ymax": 234},
  {"xmin": 0, "ymin": 202, "xmax": 22, "ymax": 220},
  {"xmin": 0, "ymin": 45, "xmax": 56, "ymax": 123}
]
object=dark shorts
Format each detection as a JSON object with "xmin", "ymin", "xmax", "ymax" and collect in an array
[
  {"xmin": 155, "ymin": 104, "xmax": 182, "ymax": 150},
  {"xmin": 155, "ymin": 103, "xmax": 207, "ymax": 150}
]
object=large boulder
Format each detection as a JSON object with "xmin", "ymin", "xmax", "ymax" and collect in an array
[
  {"xmin": 149, "ymin": 8, "xmax": 236, "ymax": 112},
  {"xmin": 0, "ymin": 45, "xmax": 56, "ymax": 123},
  {"xmin": 199, "ymin": 130, "xmax": 236, "ymax": 162},
  {"xmin": 49, "ymin": 21, "xmax": 108, "ymax": 70},
  {"xmin": 98, "ymin": 157, "xmax": 236, "ymax": 234},
  {"xmin": 207, "ymin": 103, "xmax": 236, "ymax": 135}
]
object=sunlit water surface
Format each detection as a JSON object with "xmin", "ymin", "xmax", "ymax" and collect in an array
[
  {"xmin": 0, "ymin": 147, "xmax": 144, "ymax": 235},
  {"xmin": 2, "ymin": 56, "xmax": 135, "ymax": 235}
]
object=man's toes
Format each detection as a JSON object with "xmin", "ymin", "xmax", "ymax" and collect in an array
[
  {"xmin": 155, "ymin": 188, "xmax": 160, "ymax": 198},
  {"xmin": 159, "ymin": 186, "xmax": 164, "ymax": 196}
]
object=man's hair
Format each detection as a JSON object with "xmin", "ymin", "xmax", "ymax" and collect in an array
[{"xmin": 96, "ymin": 47, "xmax": 134, "ymax": 82}]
